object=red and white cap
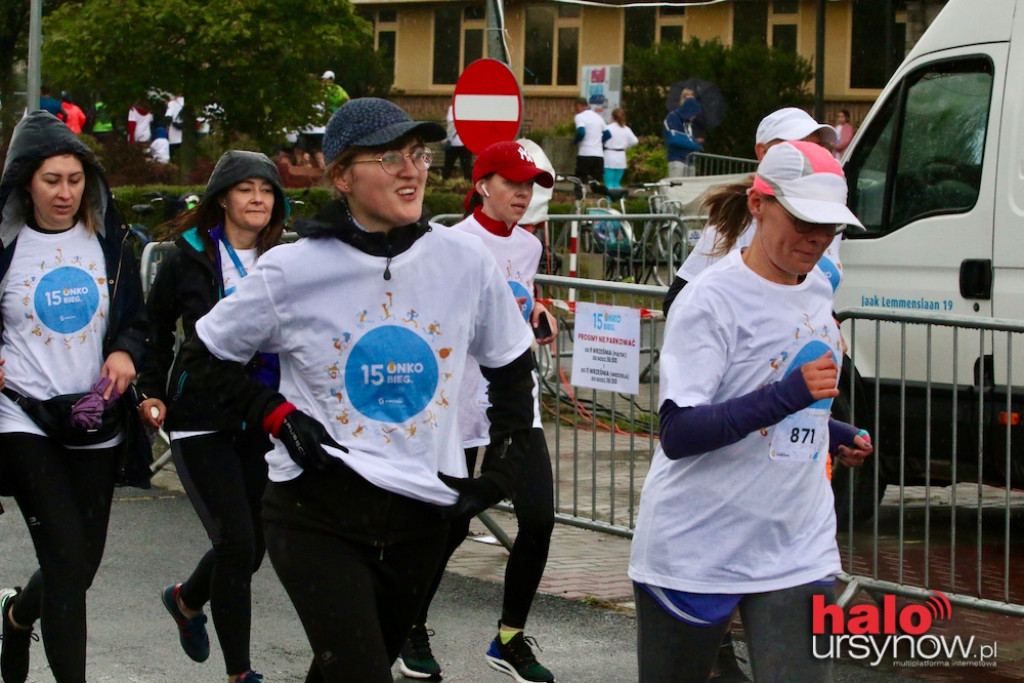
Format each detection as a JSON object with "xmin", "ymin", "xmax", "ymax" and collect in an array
[
  {"xmin": 755, "ymin": 107, "xmax": 837, "ymax": 146},
  {"xmin": 752, "ymin": 140, "xmax": 864, "ymax": 230},
  {"xmin": 473, "ymin": 141, "xmax": 554, "ymax": 187}
]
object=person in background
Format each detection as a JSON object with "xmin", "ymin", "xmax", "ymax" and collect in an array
[
  {"xmin": 0, "ymin": 110, "xmax": 148, "ymax": 683},
  {"xmin": 165, "ymin": 94, "xmax": 185, "ymax": 160},
  {"xmin": 441, "ymin": 103, "xmax": 473, "ymax": 181},
  {"xmin": 573, "ymin": 97, "xmax": 609, "ymax": 183},
  {"xmin": 630, "ymin": 140, "xmax": 873, "ymax": 683},
  {"xmin": 148, "ymin": 127, "xmax": 171, "ymax": 164},
  {"xmin": 664, "ymin": 89, "xmax": 704, "ymax": 178},
  {"xmin": 128, "ymin": 101, "xmax": 154, "ymax": 144},
  {"xmin": 139, "ymin": 151, "xmax": 287, "ymax": 683},
  {"xmin": 832, "ymin": 109, "xmax": 854, "ymax": 161},
  {"xmin": 399, "ymin": 141, "xmax": 557, "ymax": 683},
  {"xmin": 174, "ymin": 97, "xmax": 537, "ymax": 683},
  {"xmin": 603, "ymin": 107, "xmax": 639, "ymax": 189},
  {"xmin": 38, "ymin": 85, "xmax": 66, "ymax": 123},
  {"xmin": 321, "ymin": 71, "xmax": 350, "ymax": 113},
  {"xmin": 87, "ymin": 97, "xmax": 114, "ymax": 144},
  {"xmin": 60, "ymin": 93, "xmax": 87, "ymax": 135}
]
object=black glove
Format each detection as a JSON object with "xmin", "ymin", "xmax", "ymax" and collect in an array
[
  {"xmin": 438, "ymin": 472, "xmax": 506, "ymax": 519},
  {"xmin": 277, "ymin": 409, "xmax": 348, "ymax": 472}
]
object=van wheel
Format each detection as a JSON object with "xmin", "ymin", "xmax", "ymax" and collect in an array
[{"xmin": 831, "ymin": 357, "xmax": 886, "ymax": 524}]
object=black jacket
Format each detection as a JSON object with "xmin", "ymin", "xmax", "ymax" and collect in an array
[
  {"xmin": 0, "ymin": 111, "xmax": 151, "ymax": 486},
  {"xmin": 138, "ymin": 228, "xmax": 277, "ymax": 431}
]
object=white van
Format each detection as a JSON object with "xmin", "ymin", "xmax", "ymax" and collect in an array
[{"xmin": 835, "ymin": 0, "xmax": 1024, "ymax": 499}]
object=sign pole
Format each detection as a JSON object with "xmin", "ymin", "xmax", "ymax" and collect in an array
[{"xmin": 485, "ymin": 0, "xmax": 508, "ymax": 65}]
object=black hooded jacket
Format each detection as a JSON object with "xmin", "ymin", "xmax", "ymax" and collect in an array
[{"xmin": 0, "ymin": 111, "xmax": 151, "ymax": 485}]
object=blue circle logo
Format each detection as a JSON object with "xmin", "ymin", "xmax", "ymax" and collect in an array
[
  {"xmin": 345, "ymin": 326, "xmax": 439, "ymax": 423},
  {"xmin": 508, "ymin": 280, "xmax": 533, "ymax": 321},
  {"xmin": 35, "ymin": 267, "xmax": 100, "ymax": 334},
  {"xmin": 783, "ymin": 340, "xmax": 836, "ymax": 410}
]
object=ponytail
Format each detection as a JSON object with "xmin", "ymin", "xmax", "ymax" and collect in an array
[{"xmin": 700, "ymin": 174, "xmax": 755, "ymax": 258}]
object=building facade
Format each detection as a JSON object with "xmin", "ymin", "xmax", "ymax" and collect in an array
[{"xmin": 351, "ymin": 0, "xmax": 948, "ymax": 132}]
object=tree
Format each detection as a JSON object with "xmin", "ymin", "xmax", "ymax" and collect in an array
[
  {"xmin": 624, "ymin": 37, "xmax": 815, "ymax": 159},
  {"xmin": 41, "ymin": 0, "xmax": 377, "ymax": 172}
]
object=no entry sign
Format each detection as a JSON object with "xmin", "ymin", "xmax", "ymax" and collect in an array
[{"xmin": 452, "ymin": 59, "xmax": 523, "ymax": 155}]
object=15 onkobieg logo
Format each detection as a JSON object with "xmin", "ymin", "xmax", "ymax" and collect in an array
[{"xmin": 812, "ymin": 592, "xmax": 998, "ymax": 669}]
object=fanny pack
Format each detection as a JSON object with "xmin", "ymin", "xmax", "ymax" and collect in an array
[{"xmin": 2, "ymin": 387, "xmax": 123, "ymax": 446}]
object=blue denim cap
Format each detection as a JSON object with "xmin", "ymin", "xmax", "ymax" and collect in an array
[{"xmin": 323, "ymin": 98, "xmax": 446, "ymax": 165}]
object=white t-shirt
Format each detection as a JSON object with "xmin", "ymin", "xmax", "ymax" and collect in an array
[
  {"xmin": 574, "ymin": 108, "xmax": 607, "ymax": 158},
  {"xmin": 195, "ymin": 227, "xmax": 533, "ymax": 506},
  {"xmin": 165, "ymin": 96, "xmax": 184, "ymax": 145},
  {"xmin": 148, "ymin": 138, "xmax": 170, "ymax": 164},
  {"xmin": 629, "ymin": 250, "xmax": 843, "ymax": 594},
  {"xmin": 678, "ymin": 218, "xmax": 844, "ymax": 293},
  {"xmin": 449, "ymin": 215, "xmax": 544, "ymax": 451},
  {"xmin": 0, "ymin": 223, "xmax": 112, "ymax": 441},
  {"xmin": 603, "ymin": 122, "xmax": 639, "ymax": 170},
  {"xmin": 128, "ymin": 106, "xmax": 153, "ymax": 142},
  {"xmin": 446, "ymin": 105, "xmax": 464, "ymax": 148}
]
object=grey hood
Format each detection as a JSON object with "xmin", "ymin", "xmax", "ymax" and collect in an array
[{"xmin": 0, "ymin": 110, "xmax": 110, "ymax": 247}]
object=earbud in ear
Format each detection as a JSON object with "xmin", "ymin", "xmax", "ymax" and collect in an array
[{"xmin": 481, "ymin": 185, "xmax": 491, "ymax": 198}]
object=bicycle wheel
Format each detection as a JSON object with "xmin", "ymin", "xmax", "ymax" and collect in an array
[{"xmin": 652, "ymin": 223, "xmax": 686, "ymax": 286}]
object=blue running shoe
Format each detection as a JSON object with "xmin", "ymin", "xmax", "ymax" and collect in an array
[
  {"xmin": 485, "ymin": 628, "xmax": 555, "ymax": 683},
  {"xmin": 161, "ymin": 584, "xmax": 209, "ymax": 662}
]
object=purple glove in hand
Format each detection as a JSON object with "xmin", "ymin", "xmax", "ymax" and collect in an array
[{"xmin": 71, "ymin": 377, "xmax": 121, "ymax": 429}]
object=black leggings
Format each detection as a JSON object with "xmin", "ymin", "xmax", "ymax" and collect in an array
[
  {"xmin": 417, "ymin": 427, "xmax": 555, "ymax": 629},
  {"xmin": 172, "ymin": 429, "xmax": 270, "ymax": 676},
  {"xmin": 262, "ymin": 466, "xmax": 450, "ymax": 683},
  {"xmin": 0, "ymin": 432, "xmax": 119, "ymax": 683}
]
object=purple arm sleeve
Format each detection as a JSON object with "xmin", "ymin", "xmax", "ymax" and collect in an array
[
  {"xmin": 828, "ymin": 419, "xmax": 861, "ymax": 456},
  {"xmin": 659, "ymin": 369, "xmax": 816, "ymax": 459}
]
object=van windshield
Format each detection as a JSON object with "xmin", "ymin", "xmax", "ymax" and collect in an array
[{"xmin": 846, "ymin": 57, "xmax": 993, "ymax": 235}]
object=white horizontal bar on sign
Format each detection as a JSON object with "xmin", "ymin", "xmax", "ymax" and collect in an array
[{"xmin": 453, "ymin": 95, "xmax": 520, "ymax": 122}]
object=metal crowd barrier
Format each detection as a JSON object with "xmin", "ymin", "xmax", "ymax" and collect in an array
[
  {"xmin": 690, "ymin": 152, "xmax": 758, "ymax": 177},
  {"xmin": 835, "ymin": 307, "xmax": 1024, "ymax": 617}
]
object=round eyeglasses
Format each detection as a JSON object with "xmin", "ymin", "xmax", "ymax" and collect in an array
[{"xmin": 352, "ymin": 149, "xmax": 432, "ymax": 175}]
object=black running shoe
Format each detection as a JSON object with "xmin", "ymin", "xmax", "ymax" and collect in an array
[{"xmin": 0, "ymin": 587, "xmax": 37, "ymax": 683}]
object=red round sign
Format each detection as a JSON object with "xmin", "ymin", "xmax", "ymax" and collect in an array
[{"xmin": 452, "ymin": 59, "xmax": 523, "ymax": 155}]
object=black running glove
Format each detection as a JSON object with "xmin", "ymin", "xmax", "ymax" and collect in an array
[
  {"xmin": 438, "ymin": 472, "xmax": 506, "ymax": 520},
  {"xmin": 264, "ymin": 402, "xmax": 348, "ymax": 472}
]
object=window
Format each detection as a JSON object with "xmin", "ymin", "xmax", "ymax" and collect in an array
[
  {"xmin": 733, "ymin": 3, "xmax": 767, "ymax": 46},
  {"xmin": 372, "ymin": 10, "xmax": 397, "ymax": 82},
  {"xmin": 850, "ymin": 1, "xmax": 907, "ymax": 88},
  {"xmin": 845, "ymin": 58, "xmax": 992, "ymax": 235},
  {"xmin": 657, "ymin": 5, "xmax": 686, "ymax": 44},
  {"xmin": 624, "ymin": 7, "xmax": 656, "ymax": 51},
  {"xmin": 767, "ymin": 1, "xmax": 798, "ymax": 54},
  {"xmin": 523, "ymin": 5, "xmax": 581, "ymax": 86},
  {"xmin": 433, "ymin": 5, "xmax": 487, "ymax": 84}
]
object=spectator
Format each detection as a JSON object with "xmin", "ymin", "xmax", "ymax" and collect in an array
[
  {"xmin": 663, "ymin": 89, "xmax": 704, "ymax": 177},
  {"xmin": 38, "ymin": 85, "xmax": 66, "ymax": 122},
  {"xmin": 630, "ymin": 140, "xmax": 872, "ymax": 683},
  {"xmin": 87, "ymin": 98, "xmax": 114, "ymax": 143},
  {"xmin": 165, "ymin": 94, "xmax": 185, "ymax": 158},
  {"xmin": 321, "ymin": 71, "xmax": 349, "ymax": 112},
  {"xmin": 60, "ymin": 93, "xmax": 87, "ymax": 135},
  {"xmin": 833, "ymin": 109, "xmax": 854, "ymax": 161},
  {"xmin": 441, "ymin": 103, "xmax": 472, "ymax": 181},
  {"xmin": 603, "ymin": 107, "xmax": 639, "ymax": 189},
  {"xmin": 139, "ymin": 151, "xmax": 288, "ymax": 683},
  {"xmin": 148, "ymin": 127, "xmax": 170, "ymax": 164},
  {"xmin": 128, "ymin": 101, "xmax": 154, "ymax": 144},
  {"xmin": 573, "ymin": 97, "xmax": 609, "ymax": 182},
  {"xmin": 0, "ymin": 110, "xmax": 147, "ymax": 683},
  {"xmin": 174, "ymin": 97, "xmax": 536, "ymax": 683}
]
